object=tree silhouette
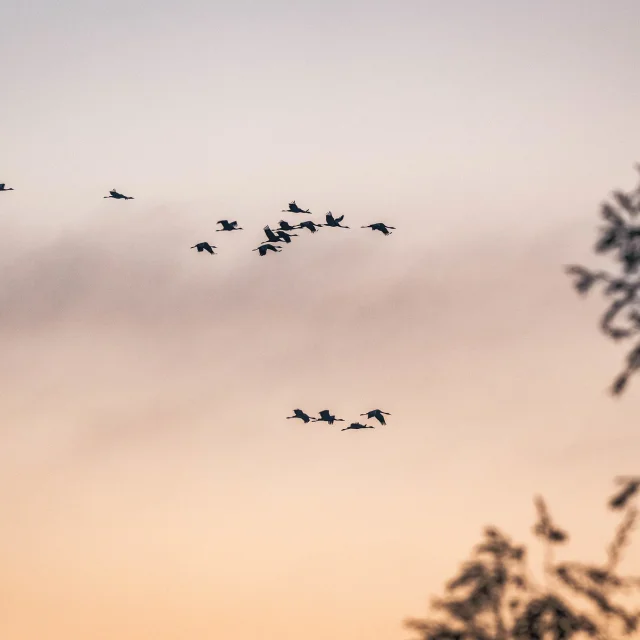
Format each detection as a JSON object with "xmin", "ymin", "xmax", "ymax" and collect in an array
[
  {"xmin": 404, "ymin": 478, "xmax": 640, "ymax": 640},
  {"xmin": 565, "ymin": 164, "xmax": 640, "ymax": 395}
]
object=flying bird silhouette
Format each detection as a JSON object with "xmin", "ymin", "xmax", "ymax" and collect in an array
[
  {"xmin": 276, "ymin": 230, "xmax": 298, "ymax": 243},
  {"xmin": 295, "ymin": 220, "xmax": 323, "ymax": 234},
  {"xmin": 277, "ymin": 220, "xmax": 297, "ymax": 232},
  {"xmin": 362, "ymin": 223, "xmax": 395, "ymax": 235},
  {"xmin": 104, "ymin": 189, "xmax": 134, "ymax": 200},
  {"xmin": 360, "ymin": 409, "xmax": 391, "ymax": 425},
  {"xmin": 216, "ymin": 220, "xmax": 242, "ymax": 231},
  {"xmin": 253, "ymin": 243, "xmax": 282, "ymax": 256},
  {"xmin": 191, "ymin": 242, "xmax": 217, "ymax": 254},
  {"xmin": 341, "ymin": 422, "xmax": 375, "ymax": 431},
  {"xmin": 324, "ymin": 212, "xmax": 349, "ymax": 228},
  {"xmin": 0, "ymin": 184, "xmax": 14, "ymax": 192},
  {"xmin": 287, "ymin": 409, "xmax": 313, "ymax": 423},
  {"xmin": 312, "ymin": 410, "xmax": 344, "ymax": 425},
  {"xmin": 262, "ymin": 225, "xmax": 284, "ymax": 244},
  {"xmin": 282, "ymin": 200, "xmax": 311, "ymax": 214}
]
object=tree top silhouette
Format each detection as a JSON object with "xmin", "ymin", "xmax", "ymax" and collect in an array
[{"xmin": 565, "ymin": 163, "xmax": 640, "ymax": 395}]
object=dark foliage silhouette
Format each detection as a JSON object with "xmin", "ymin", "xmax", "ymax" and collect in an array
[
  {"xmin": 404, "ymin": 478, "xmax": 640, "ymax": 640},
  {"xmin": 565, "ymin": 164, "xmax": 640, "ymax": 395}
]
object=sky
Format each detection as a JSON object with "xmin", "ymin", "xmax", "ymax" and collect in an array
[{"xmin": 1, "ymin": 0, "xmax": 640, "ymax": 638}]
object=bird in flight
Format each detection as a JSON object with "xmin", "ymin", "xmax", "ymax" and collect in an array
[
  {"xmin": 282, "ymin": 200, "xmax": 311, "ymax": 214},
  {"xmin": 216, "ymin": 220, "xmax": 243, "ymax": 231},
  {"xmin": 295, "ymin": 220, "xmax": 323, "ymax": 234},
  {"xmin": 275, "ymin": 230, "xmax": 298, "ymax": 244},
  {"xmin": 360, "ymin": 409, "xmax": 391, "ymax": 425},
  {"xmin": 191, "ymin": 242, "xmax": 217, "ymax": 254},
  {"xmin": 287, "ymin": 409, "xmax": 313, "ymax": 423},
  {"xmin": 312, "ymin": 409, "xmax": 344, "ymax": 425},
  {"xmin": 341, "ymin": 422, "xmax": 375, "ymax": 431},
  {"xmin": 253, "ymin": 243, "xmax": 282, "ymax": 256},
  {"xmin": 324, "ymin": 212, "xmax": 349, "ymax": 228},
  {"xmin": 362, "ymin": 222, "xmax": 395, "ymax": 235},
  {"xmin": 0, "ymin": 183, "xmax": 14, "ymax": 192},
  {"xmin": 276, "ymin": 220, "xmax": 298, "ymax": 232},
  {"xmin": 104, "ymin": 189, "xmax": 134, "ymax": 200},
  {"xmin": 262, "ymin": 225, "xmax": 285, "ymax": 244}
]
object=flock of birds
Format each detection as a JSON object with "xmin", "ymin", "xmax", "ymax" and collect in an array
[
  {"xmin": 189, "ymin": 197, "xmax": 396, "ymax": 256},
  {"xmin": 2, "ymin": 185, "xmax": 394, "ymax": 434},
  {"xmin": 0, "ymin": 186, "xmax": 396, "ymax": 256},
  {"xmin": 2, "ymin": 189, "xmax": 397, "ymax": 258},
  {"xmin": 287, "ymin": 408, "xmax": 391, "ymax": 431}
]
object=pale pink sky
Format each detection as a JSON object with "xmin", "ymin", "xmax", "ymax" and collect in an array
[{"xmin": 1, "ymin": 1, "xmax": 640, "ymax": 638}]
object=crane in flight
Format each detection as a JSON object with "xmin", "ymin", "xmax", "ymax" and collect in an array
[
  {"xmin": 341, "ymin": 422, "xmax": 375, "ymax": 431},
  {"xmin": 287, "ymin": 409, "xmax": 313, "ymax": 423},
  {"xmin": 191, "ymin": 242, "xmax": 217, "ymax": 254},
  {"xmin": 312, "ymin": 409, "xmax": 344, "ymax": 425},
  {"xmin": 253, "ymin": 243, "xmax": 282, "ymax": 256},
  {"xmin": 362, "ymin": 222, "xmax": 395, "ymax": 235},
  {"xmin": 295, "ymin": 220, "xmax": 323, "ymax": 234},
  {"xmin": 277, "ymin": 220, "xmax": 297, "ymax": 232},
  {"xmin": 262, "ymin": 225, "xmax": 285, "ymax": 244},
  {"xmin": 282, "ymin": 200, "xmax": 311, "ymax": 214},
  {"xmin": 104, "ymin": 189, "xmax": 134, "ymax": 200},
  {"xmin": 324, "ymin": 212, "xmax": 349, "ymax": 228},
  {"xmin": 216, "ymin": 220, "xmax": 243, "ymax": 231},
  {"xmin": 275, "ymin": 230, "xmax": 297, "ymax": 243},
  {"xmin": 0, "ymin": 183, "xmax": 14, "ymax": 192},
  {"xmin": 360, "ymin": 409, "xmax": 391, "ymax": 425}
]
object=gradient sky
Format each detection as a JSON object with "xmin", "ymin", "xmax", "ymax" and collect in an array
[{"xmin": 2, "ymin": 1, "xmax": 640, "ymax": 638}]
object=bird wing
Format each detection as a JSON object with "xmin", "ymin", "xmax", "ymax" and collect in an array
[
  {"xmin": 335, "ymin": 215, "xmax": 344, "ymax": 223},
  {"xmin": 319, "ymin": 410, "xmax": 330, "ymax": 419},
  {"xmin": 264, "ymin": 226, "xmax": 278, "ymax": 239},
  {"xmin": 0, "ymin": 184, "xmax": 4, "ymax": 189}
]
